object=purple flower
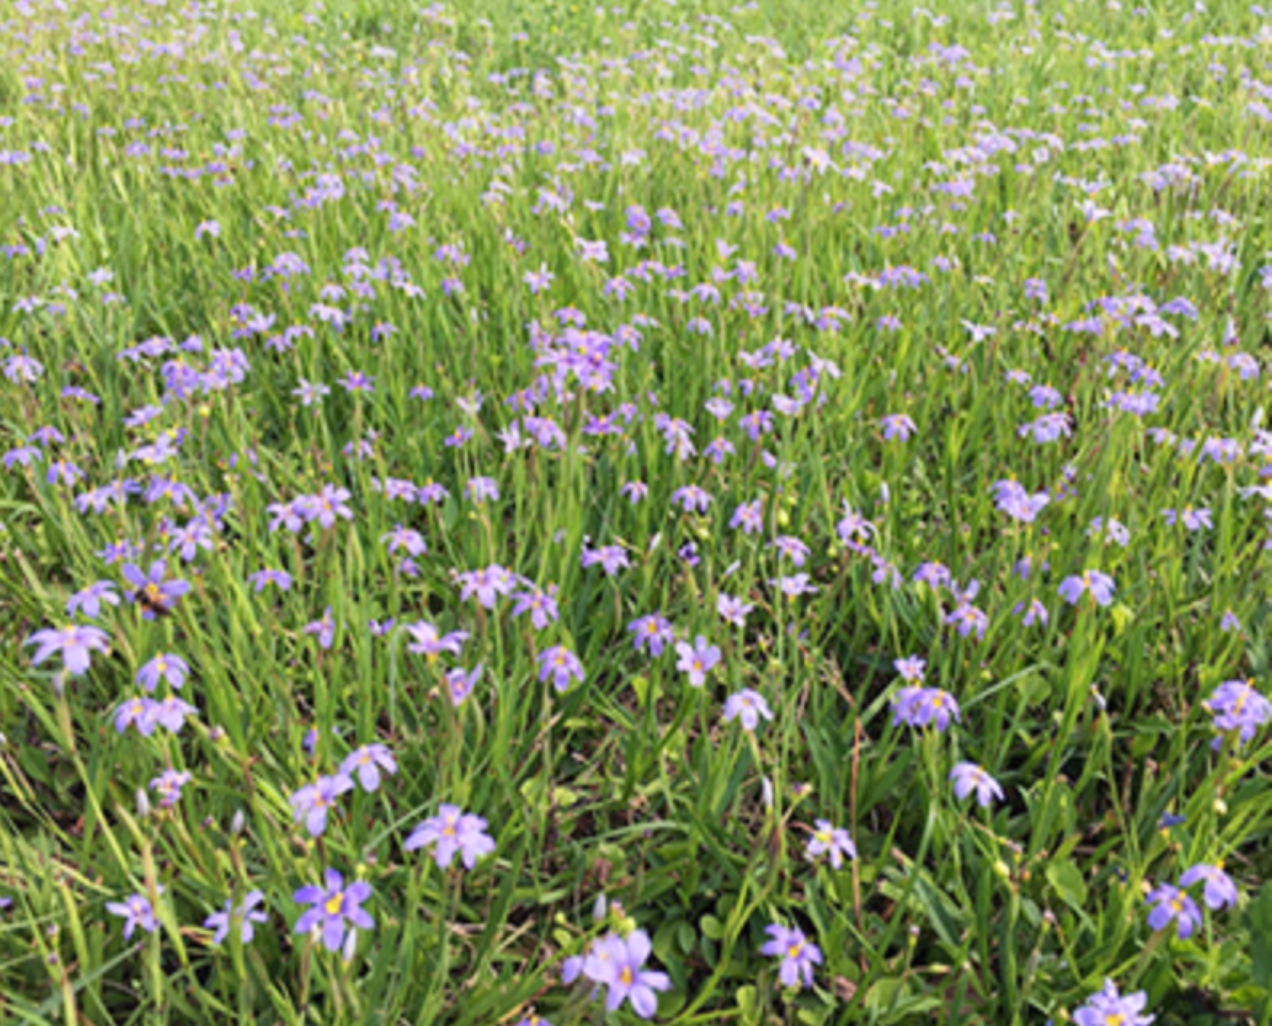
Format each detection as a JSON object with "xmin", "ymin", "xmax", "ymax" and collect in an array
[
  {"xmin": 880, "ymin": 413, "xmax": 917, "ymax": 441},
  {"xmin": 760, "ymin": 924, "xmax": 822, "ymax": 989},
  {"xmin": 464, "ymin": 476, "xmax": 500, "ymax": 504},
  {"xmin": 308, "ymin": 485, "xmax": 354, "ymax": 528},
  {"xmin": 621, "ymin": 481, "xmax": 649, "ymax": 504},
  {"xmin": 289, "ymin": 774, "xmax": 354, "ymax": 837},
  {"xmin": 805, "ymin": 820, "xmax": 856, "ymax": 869},
  {"xmin": 136, "ymin": 653, "xmax": 189, "ymax": 692},
  {"xmin": 304, "ymin": 607, "xmax": 337, "ymax": 649},
  {"xmin": 114, "ymin": 696, "xmax": 160, "ymax": 736},
  {"xmin": 444, "ymin": 664, "xmax": 483, "ymax": 707},
  {"xmin": 1016, "ymin": 598, "xmax": 1049, "ymax": 628},
  {"xmin": 992, "ymin": 478, "xmax": 1050, "ymax": 523},
  {"xmin": 894, "ymin": 655, "xmax": 926, "ymax": 682},
  {"xmin": 25, "ymin": 624, "xmax": 111, "ymax": 676},
  {"xmin": 912, "ymin": 561, "xmax": 952, "ymax": 589},
  {"xmin": 67, "ymin": 581, "xmax": 120, "ymax": 619},
  {"xmin": 106, "ymin": 890, "xmax": 162, "ymax": 939},
  {"xmin": 294, "ymin": 869, "xmax": 374, "ymax": 958},
  {"xmin": 204, "ymin": 891, "xmax": 268, "ymax": 946},
  {"xmin": 949, "ymin": 763, "xmax": 1004, "ymax": 807},
  {"xmin": 772, "ymin": 573, "xmax": 819, "ymax": 598},
  {"xmin": 1073, "ymin": 980, "xmax": 1155, "ymax": 1026},
  {"xmin": 1058, "ymin": 570, "xmax": 1116, "ymax": 607},
  {"xmin": 892, "ymin": 687, "xmax": 961, "ymax": 732},
  {"xmin": 404, "ymin": 621, "xmax": 469, "ymax": 662},
  {"xmin": 538, "ymin": 646, "xmax": 585, "ymax": 692},
  {"xmin": 511, "ymin": 587, "xmax": 559, "ymax": 630},
  {"xmin": 945, "ymin": 602, "xmax": 989, "ymax": 641},
  {"xmin": 381, "ymin": 524, "xmax": 427, "ymax": 556},
  {"xmin": 1178, "ymin": 864, "xmax": 1237, "ymax": 911},
  {"xmin": 722, "ymin": 689, "xmax": 773, "ymax": 731},
  {"xmin": 717, "ymin": 593, "xmax": 753, "ymax": 627},
  {"xmin": 1018, "ymin": 413, "xmax": 1071, "ymax": 444},
  {"xmin": 405, "ymin": 804, "xmax": 496, "ymax": 870},
  {"xmin": 1162, "ymin": 506, "xmax": 1212, "ymax": 532},
  {"xmin": 675, "ymin": 636, "xmax": 721, "ymax": 686},
  {"xmin": 581, "ymin": 544, "xmax": 630, "ymax": 576},
  {"xmin": 582, "ymin": 930, "xmax": 670, "ymax": 1019},
  {"xmin": 151, "ymin": 696, "xmax": 197, "ymax": 734},
  {"xmin": 1146, "ymin": 883, "xmax": 1203, "ymax": 939},
  {"xmin": 150, "ymin": 769, "xmax": 192, "ymax": 808},
  {"xmin": 772, "ymin": 535, "xmax": 810, "ymax": 566},
  {"xmin": 1203, "ymin": 679, "xmax": 1271, "ymax": 746},
  {"xmin": 121, "ymin": 560, "xmax": 190, "ymax": 619},
  {"xmin": 456, "ymin": 565, "xmax": 513, "ymax": 609},
  {"xmin": 670, "ymin": 485, "xmax": 712, "ymax": 514},
  {"xmin": 339, "ymin": 744, "xmax": 397, "ymax": 793},
  {"xmin": 628, "ymin": 614, "xmax": 674, "ymax": 656},
  {"xmin": 730, "ymin": 499, "xmax": 763, "ymax": 534}
]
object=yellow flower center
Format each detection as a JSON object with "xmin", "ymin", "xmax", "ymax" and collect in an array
[
  {"xmin": 324, "ymin": 892, "xmax": 344, "ymax": 915},
  {"xmin": 620, "ymin": 966, "xmax": 634, "ymax": 985}
]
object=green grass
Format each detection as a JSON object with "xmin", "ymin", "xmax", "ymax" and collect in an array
[{"xmin": 1, "ymin": 0, "xmax": 1272, "ymax": 1023}]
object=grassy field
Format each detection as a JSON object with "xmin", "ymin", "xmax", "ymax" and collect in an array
[{"xmin": 2, "ymin": 0, "xmax": 1272, "ymax": 1023}]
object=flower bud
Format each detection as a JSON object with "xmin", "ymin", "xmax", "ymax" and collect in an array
[
  {"xmin": 230, "ymin": 809, "xmax": 246, "ymax": 836},
  {"xmin": 135, "ymin": 789, "xmax": 151, "ymax": 819}
]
